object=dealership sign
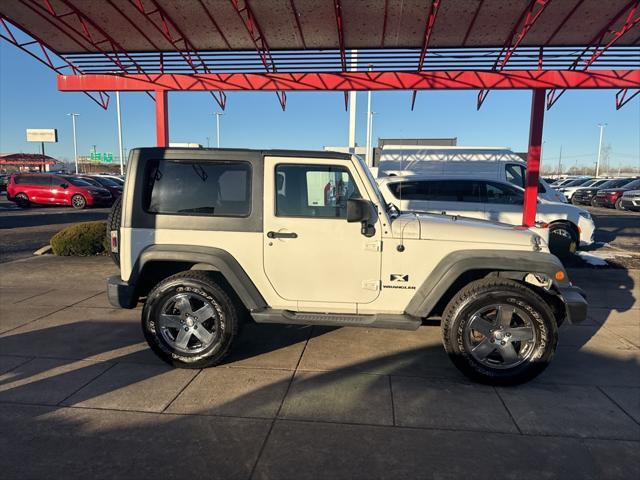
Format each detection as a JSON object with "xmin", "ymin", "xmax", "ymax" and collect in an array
[{"xmin": 26, "ymin": 128, "xmax": 58, "ymax": 143}]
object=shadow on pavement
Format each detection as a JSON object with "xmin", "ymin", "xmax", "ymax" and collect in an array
[{"xmin": 0, "ymin": 263, "xmax": 638, "ymax": 478}]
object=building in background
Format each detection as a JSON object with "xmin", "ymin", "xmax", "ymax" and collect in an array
[{"xmin": 0, "ymin": 153, "xmax": 63, "ymax": 173}]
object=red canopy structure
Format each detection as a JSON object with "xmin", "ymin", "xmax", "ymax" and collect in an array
[{"xmin": 1, "ymin": 0, "xmax": 639, "ymax": 226}]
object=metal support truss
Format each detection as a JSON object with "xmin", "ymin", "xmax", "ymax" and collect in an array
[
  {"xmin": 57, "ymin": 70, "xmax": 640, "ymax": 92},
  {"xmin": 229, "ymin": 0, "xmax": 286, "ymax": 110},
  {"xmin": 126, "ymin": 0, "xmax": 226, "ymax": 109},
  {"xmin": 547, "ymin": 0, "xmax": 640, "ymax": 109},
  {"xmin": 411, "ymin": 0, "xmax": 441, "ymax": 110},
  {"xmin": 19, "ymin": 0, "xmax": 155, "ymax": 102},
  {"xmin": 333, "ymin": 0, "xmax": 349, "ymax": 110},
  {"xmin": 0, "ymin": 15, "xmax": 109, "ymax": 109},
  {"xmin": 615, "ymin": 88, "xmax": 640, "ymax": 109},
  {"xmin": 477, "ymin": 0, "xmax": 550, "ymax": 109}
]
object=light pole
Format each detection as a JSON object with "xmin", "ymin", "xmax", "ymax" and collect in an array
[
  {"xmin": 214, "ymin": 112, "xmax": 223, "ymax": 148},
  {"xmin": 116, "ymin": 91, "xmax": 125, "ymax": 175},
  {"xmin": 67, "ymin": 113, "xmax": 79, "ymax": 174},
  {"xmin": 365, "ymin": 64, "xmax": 373, "ymax": 166},
  {"xmin": 206, "ymin": 136, "xmax": 210, "ymax": 148},
  {"xmin": 596, "ymin": 123, "xmax": 607, "ymax": 177}
]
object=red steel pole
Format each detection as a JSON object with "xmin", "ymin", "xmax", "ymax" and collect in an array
[
  {"xmin": 156, "ymin": 90, "xmax": 169, "ymax": 147},
  {"xmin": 523, "ymin": 88, "xmax": 545, "ymax": 226}
]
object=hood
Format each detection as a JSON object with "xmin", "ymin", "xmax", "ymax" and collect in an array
[{"xmin": 391, "ymin": 212, "xmax": 536, "ymax": 247}]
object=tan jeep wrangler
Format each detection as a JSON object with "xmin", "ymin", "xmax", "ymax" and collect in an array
[{"xmin": 107, "ymin": 148, "xmax": 587, "ymax": 385}]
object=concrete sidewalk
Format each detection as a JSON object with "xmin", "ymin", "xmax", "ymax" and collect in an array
[{"xmin": 0, "ymin": 256, "xmax": 638, "ymax": 479}]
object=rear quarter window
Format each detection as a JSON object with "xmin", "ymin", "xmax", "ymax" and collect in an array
[{"xmin": 144, "ymin": 159, "xmax": 252, "ymax": 217}]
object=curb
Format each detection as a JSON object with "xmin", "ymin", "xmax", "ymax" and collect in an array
[{"xmin": 33, "ymin": 245, "xmax": 53, "ymax": 256}]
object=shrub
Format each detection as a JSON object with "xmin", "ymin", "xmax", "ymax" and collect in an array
[{"xmin": 51, "ymin": 221, "xmax": 109, "ymax": 256}]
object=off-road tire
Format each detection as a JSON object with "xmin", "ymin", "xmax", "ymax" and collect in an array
[
  {"xmin": 441, "ymin": 277, "xmax": 558, "ymax": 385},
  {"xmin": 615, "ymin": 198, "xmax": 625, "ymax": 211},
  {"xmin": 548, "ymin": 222, "xmax": 578, "ymax": 258},
  {"xmin": 14, "ymin": 193, "xmax": 30, "ymax": 208},
  {"xmin": 106, "ymin": 196, "xmax": 122, "ymax": 266},
  {"xmin": 142, "ymin": 271, "xmax": 240, "ymax": 368},
  {"xmin": 71, "ymin": 194, "xmax": 86, "ymax": 209}
]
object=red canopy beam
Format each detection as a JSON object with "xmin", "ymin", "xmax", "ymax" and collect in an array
[
  {"xmin": 229, "ymin": 0, "xmax": 286, "ymax": 110},
  {"xmin": 58, "ymin": 70, "xmax": 640, "ymax": 92},
  {"xmin": 522, "ymin": 89, "xmax": 545, "ymax": 227},
  {"xmin": 477, "ymin": 0, "xmax": 551, "ymax": 109},
  {"xmin": 411, "ymin": 0, "xmax": 441, "ymax": 110}
]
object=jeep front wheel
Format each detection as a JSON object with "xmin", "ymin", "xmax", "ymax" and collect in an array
[
  {"xmin": 441, "ymin": 278, "xmax": 558, "ymax": 385},
  {"xmin": 142, "ymin": 271, "xmax": 240, "ymax": 368}
]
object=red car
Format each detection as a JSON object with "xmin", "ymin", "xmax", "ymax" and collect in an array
[
  {"xmin": 6, "ymin": 173, "xmax": 112, "ymax": 209},
  {"xmin": 592, "ymin": 177, "xmax": 640, "ymax": 209}
]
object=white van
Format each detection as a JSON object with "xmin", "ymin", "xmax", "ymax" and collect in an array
[{"xmin": 377, "ymin": 146, "xmax": 567, "ymax": 203}]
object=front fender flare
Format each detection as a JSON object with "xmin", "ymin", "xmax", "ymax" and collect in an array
[{"xmin": 405, "ymin": 250, "xmax": 569, "ymax": 318}]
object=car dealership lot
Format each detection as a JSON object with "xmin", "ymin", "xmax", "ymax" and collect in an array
[
  {"xmin": 0, "ymin": 255, "xmax": 638, "ymax": 479},
  {"xmin": 0, "ymin": 194, "xmax": 109, "ymax": 263}
]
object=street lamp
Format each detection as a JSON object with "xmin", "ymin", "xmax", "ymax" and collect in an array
[
  {"xmin": 67, "ymin": 113, "xmax": 79, "ymax": 174},
  {"xmin": 596, "ymin": 123, "xmax": 607, "ymax": 177},
  {"xmin": 212, "ymin": 112, "xmax": 223, "ymax": 148}
]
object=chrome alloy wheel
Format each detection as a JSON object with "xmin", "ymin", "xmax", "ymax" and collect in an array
[
  {"xmin": 464, "ymin": 304, "xmax": 537, "ymax": 369},
  {"xmin": 158, "ymin": 292, "xmax": 220, "ymax": 354}
]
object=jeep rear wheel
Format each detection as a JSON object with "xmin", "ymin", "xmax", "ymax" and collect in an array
[
  {"xmin": 142, "ymin": 271, "xmax": 240, "ymax": 368},
  {"xmin": 441, "ymin": 278, "xmax": 558, "ymax": 385}
]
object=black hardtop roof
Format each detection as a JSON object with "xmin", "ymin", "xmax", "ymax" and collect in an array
[{"xmin": 132, "ymin": 147, "xmax": 353, "ymax": 161}]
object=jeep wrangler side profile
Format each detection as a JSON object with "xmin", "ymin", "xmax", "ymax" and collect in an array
[{"xmin": 107, "ymin": 148, "xmax": 587, "ymax": 385}]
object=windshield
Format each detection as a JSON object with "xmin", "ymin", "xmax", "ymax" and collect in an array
[
  {"xmin": 600, "ymin": 178, "xmax": 634, "ymax": 189},
  {"xmin": 92, "ymin": 176, "xmax": 119, "ymax": 187},
  {"xmin": 623, "ymin": 179, "xmax": 640, "ymax": 190},
  {"xmin": 353, "ymin": 154, "xmax": 390, "ymax": 214},
  {"xmin": 61, "ymin": 176, "xmax": 94, "ymax": 187},
  {"xmin": 564, "ymin": 178, "xmax": 592, "ymax": 187}
]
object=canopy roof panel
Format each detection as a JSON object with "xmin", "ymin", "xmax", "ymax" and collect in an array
[{"xmin": 1, "ymin": 0, "xmax": 639, "ymax": 54}]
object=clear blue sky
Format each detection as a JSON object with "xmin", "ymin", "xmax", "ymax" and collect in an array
[{"xmin": 1, "ymin": 40, "xmax": 638, "ymax": 170}]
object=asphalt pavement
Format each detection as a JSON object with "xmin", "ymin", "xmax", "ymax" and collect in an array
[{"xmin": 0, "ymin": 193, "xmax": 109, "ymax": 263}]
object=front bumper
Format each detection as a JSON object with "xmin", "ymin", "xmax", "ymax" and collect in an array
[
  {"xmin": 107, "ymin": 275, "xmax": 138, "ymax": 308},
  {"xmin": 558, "ymin": 286, "xmax": 588, "ymax": 324},
  {"xmin": 620, "ymin": 198, "xmax": 640, "ymax": 210}
]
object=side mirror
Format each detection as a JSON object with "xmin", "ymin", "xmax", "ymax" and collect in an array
[
  {"xmin": 347, "ymin": 198, "xmax": 373, "ymax": 223},
  {"xmin": 60, "ymin": 183, "xmax": 69, "ymax": 189},
  {"xmin": 347, "ymin": 198, "xmax": 376, "ymax": 237}
]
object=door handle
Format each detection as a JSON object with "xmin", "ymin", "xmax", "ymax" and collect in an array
[{"xmin": 267, "ymin": 231, "xmax": 298, "ymax": 239}]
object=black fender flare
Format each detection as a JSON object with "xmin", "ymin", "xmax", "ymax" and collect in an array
[
  {"xmin": 405, "ymin": 250, "xmax": 569, "ymax": 318},
  {"xmin": 132, "ymin": 244, "xmax": 267, "ymax": 311}
]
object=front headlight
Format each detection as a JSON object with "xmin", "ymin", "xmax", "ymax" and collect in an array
[{"xmin": 579, "ymin": 211, "xmax": 591, "ymax": 220}]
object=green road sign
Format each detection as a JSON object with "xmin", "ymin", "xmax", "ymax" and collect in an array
[{"xmin": 89, "ymin": 152, "xmax": 114, "ymax": 163}]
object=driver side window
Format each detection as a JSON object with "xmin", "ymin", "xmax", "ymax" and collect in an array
[{"xmin": 276, "ymin": 164, "xmax": 361, "ymax": 218}]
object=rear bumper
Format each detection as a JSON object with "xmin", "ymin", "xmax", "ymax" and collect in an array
[
  {"xmin": 558, "ymin": 286, "xmax": 588, "ymax": 324},
  {"xmin": 107, "ymin": 275, "xmax": 138, "ymax": 309}
]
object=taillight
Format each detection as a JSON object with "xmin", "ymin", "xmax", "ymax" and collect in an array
[{"xmin": 110, "ymin": 230, "xmax": 118, "ymax": 253}]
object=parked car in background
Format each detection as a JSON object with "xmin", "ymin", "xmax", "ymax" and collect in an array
[
  {"xmin": 619, "ymin": 189, "xmax": 640, "ymax": 211},
  {"xmin": 78, "ymin": 175, "xmax": 123, "ymax": 198},
  {"xmin": 376, "ymin": 146, "xmax": 567, "ymax": 203},
  {"xmin": 560, "ymin": 178, "xmax": 611, "ymax": 203},
  {"xmin": 6, "ymin": 173, "xmax": 112, "ymax": 209},
  {"xmin": 550, "ymin": 176, "xmax": 591, "ymax": 187},
  {"xmin": 592, "ymin": 178, "xmax": 640, "ymax": 209},
  {"xmin": 555, "ymin": 177, "xmax": 592, "ymax": 199},
  {"xmin": 0, "ymin": 174, "xmax": 8, "ymax": 192},
  {"xmin": 95, "ymin": 174, "xmax": 125, "ymax": 186},
  {"xmin": 572, "ymin": 177, "xmax": 638, "ymax": 206},
  {"xmin": 378, "ymin": 176, "xmax": 595, "ymax": 256}
]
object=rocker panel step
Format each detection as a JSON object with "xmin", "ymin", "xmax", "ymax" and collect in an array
[{"xmin": 252, "ymin": 309, "xmax": 421, "ymax": 331}]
